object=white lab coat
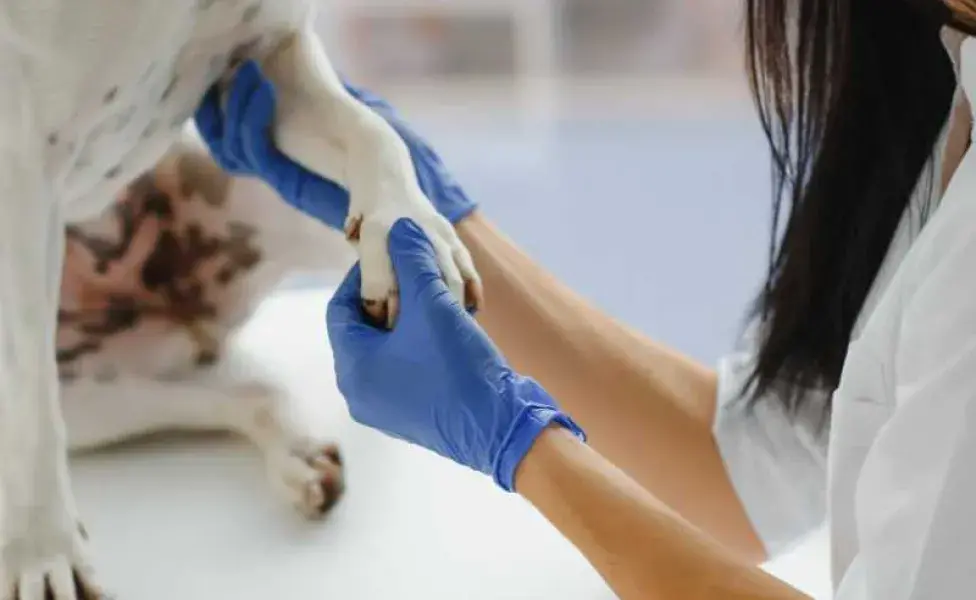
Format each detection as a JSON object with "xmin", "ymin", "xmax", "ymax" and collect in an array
[{"xmin": 712, "ymin": 35, "xmax": 976, "ymax": 599}]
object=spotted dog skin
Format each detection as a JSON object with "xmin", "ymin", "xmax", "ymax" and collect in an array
[
  {"xmin": 55, "ymin": 134, "xmax": 354, "ymax": 385},
  {"xmin": 58, "ymin": 149, "xmax": 261, "ymax": 375}
]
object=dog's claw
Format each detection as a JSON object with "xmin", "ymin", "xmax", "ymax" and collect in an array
[
  {"xmin": 463, "ymin": 277, "xmax": 483, "ymax": 312},
  {"xmin": 361, "ymin": 297, "xmax": 389, "ymax": 329}
]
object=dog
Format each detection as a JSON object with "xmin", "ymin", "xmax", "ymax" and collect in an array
[{"xmin": 0, "ymin": 2, "xmax": 481, "ymax": 598}]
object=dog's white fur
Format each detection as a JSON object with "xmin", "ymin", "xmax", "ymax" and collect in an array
[
  {"xmin": 0, "ymin": 1, "xmax": 479, "ymax": 597},
  {"xmin": 61, "ymin": 141, "xmax": 357, "ymax": 518}
]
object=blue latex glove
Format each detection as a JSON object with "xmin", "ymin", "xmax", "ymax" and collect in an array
[
  {"xmin": 327, "ymin": 219, "xmax": 585, "ymax": 491},
  {"xmin": 194, "ymin": 61, "xmax": 478, "ymax": 230}
]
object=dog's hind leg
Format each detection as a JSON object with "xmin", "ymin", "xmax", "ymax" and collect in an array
[
  {"xmin": 0, "ymin": 60, "xmax": 106, "ymax": 600},
  {"xmin": 62, "ymin": 371, "xmax": 344, "ymax": 519}
]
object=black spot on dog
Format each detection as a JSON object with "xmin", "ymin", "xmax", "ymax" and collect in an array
[
  {"xmin": 143, "ymin": 189, "xmax": 174, "ymax": 218},
  {"xmin": 161, "ymin": 74, "xmax": 179, "ymax": 101},
  {"xmin": 141, "ymin": 230, "xmax": 183, "ymax": 290},
  {"xmin": 57, "ymin": 340, "xmax": 102, "ymax": 365}
]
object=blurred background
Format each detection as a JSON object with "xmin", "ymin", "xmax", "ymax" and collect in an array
[{"xmin": 307, "ymin": 0, "xmax": 829, "ymax": 597}]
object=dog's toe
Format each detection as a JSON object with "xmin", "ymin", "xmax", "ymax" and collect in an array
[
  {"xmin": 298, "ymin": 443, "xmax": 345, "ymax": 518},
  {"xmin": 267, "ymin": 441, "xmax": 346, "ymax": 519}
]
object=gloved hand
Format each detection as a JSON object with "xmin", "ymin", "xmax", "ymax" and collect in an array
[
  {"xmin": 194, "ymin": 61, "xmax": 478, "ymax": 231},
  {"xmin": 326, "ymin": 219, "xmax": 585, "ymax": 491}
]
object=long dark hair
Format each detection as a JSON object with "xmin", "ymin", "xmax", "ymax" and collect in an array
[{"xmin": 743, "ymin": 0, "xmax": 957, "ymax": 418}]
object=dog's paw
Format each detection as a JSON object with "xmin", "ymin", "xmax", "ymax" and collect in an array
[
  {"xmin": 0, "ymin": 523, "xmax": 107, "ymax": 600},
  {"xmin": 349, "ymin": 196, "xmax": 482, "ymax": 327},
  {"xmin": 265, "ymin": 439, "xmax": 345, "ymax": 519}
]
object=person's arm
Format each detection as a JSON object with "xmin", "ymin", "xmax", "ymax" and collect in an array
[
  {"xmin": 456, "ymin": 213, "xmax": 767, "ymax": 563},
  {"xmin": 327, "ymin": 221, "xmax": 800, "ymax": 597},
  {"xmin": 516, "ymin": 427, "xmax": 811, "ymax": 600}
]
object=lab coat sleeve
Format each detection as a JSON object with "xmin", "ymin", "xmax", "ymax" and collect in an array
[
  {"xmin": 711, "ymin": 320, "xmax": 830, "ymax": 559},
  {"xmin": 841, "ymin": 213, "xmax": 976, "ymax": 599}
]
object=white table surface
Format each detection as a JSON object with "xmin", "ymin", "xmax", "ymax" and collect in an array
[
  {"xmin": 70, "ymin": 287, "xmax": 829, "ymax": 599},
  {"xmin": 69, "ymin": 288, "xmax": 614, "ymax": 600}
]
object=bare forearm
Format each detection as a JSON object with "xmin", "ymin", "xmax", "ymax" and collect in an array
[
  {"xmin": 516, "ymin": 428, "xmax": 809, "ymax": 600},
  {"xmin": 456, "ymin": 213, "xmax": 765, "ymax": 562}
]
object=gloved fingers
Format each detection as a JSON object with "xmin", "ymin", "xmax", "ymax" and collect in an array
[
  {"xmin": 238, "ymin": 66, "xmax": 278, "ymax": 169},
  {"xmin": 387, "ymin": 218, "xmax": 452, "ymax": 309},
  {"xmin": 195, "ymin": 86, "xmax": 246, "ymax": 172},
  {"xmin": 224, "ymin": 61, "xmax": 265, "ymax": 166}
]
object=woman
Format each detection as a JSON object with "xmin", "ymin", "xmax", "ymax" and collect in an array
[{"xmin": 196, "ymin": 0, "xmax": 976, "ymax": 597}]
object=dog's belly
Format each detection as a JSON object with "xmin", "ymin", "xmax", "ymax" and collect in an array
[
  {"xmin": 57, "ymin": 148, "xmax": 283, "ymax": 382},
  {"xmin": 30, "ymin": 0, "xmax": 313, "ymax": 221}
]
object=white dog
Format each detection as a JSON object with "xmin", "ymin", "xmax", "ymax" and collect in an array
[{"xmin": 0, "ymin": 2, "xmax": 481, "ymax": 598}]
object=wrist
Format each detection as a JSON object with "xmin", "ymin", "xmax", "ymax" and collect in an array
[
  {"xmin": 454, "ymin": 209, "xmax": 482, "ymax": 231},
  {"xmin": 491, "ymin": 378, "xmax": 585, "ymax": 493},
  {"xmin": 513, "ymin": 424, "xmax": 583, "ymax": 495},
  {"xmin": 446, "ymin": 204, "xmax": 479, "ymax": 227}
]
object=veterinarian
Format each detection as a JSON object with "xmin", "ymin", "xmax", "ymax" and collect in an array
[{"xmin": 196, "ymin": 1, "xmax": 976, "ymax": 597}]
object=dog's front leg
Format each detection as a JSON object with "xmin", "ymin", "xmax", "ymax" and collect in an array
[
  {"xmin": 0, "ymin": 78, "xmax": 104, "ymax": 600},
  {"xmin": 256, "ymin": 26, "xmax": 482, "ymax": 326}
]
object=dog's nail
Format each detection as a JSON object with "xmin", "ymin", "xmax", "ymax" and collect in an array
[
  {"xmin": 322, "ymin": 445, "xmax": 342, "ymax": 466},
  {"xmin": 361, "ymin": 299, "xmax": 388, "ymax": 328},
  {"xmin": 464, "ymin": 278, "xmax": 483, "ymax": 311},
  {"xmin": 319, "ymin": 473, "xmax": 345, "ymax": 513},
  {"xmin": 344, "ymin": 215, "xmax": 363, "ymax": 243}
]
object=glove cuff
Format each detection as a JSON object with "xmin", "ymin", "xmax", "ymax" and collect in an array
[{"xmin": 492, "ymin": 381, "xmax": 586, "ymax": 493}]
